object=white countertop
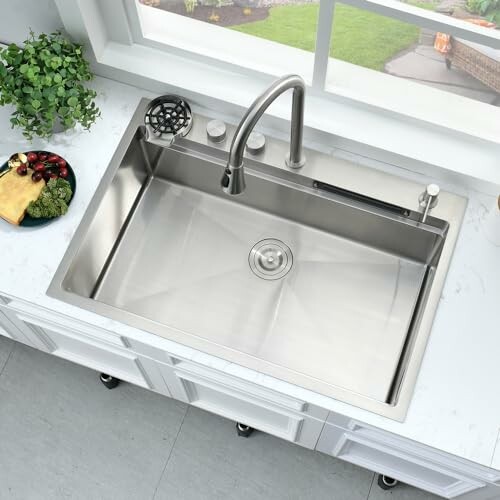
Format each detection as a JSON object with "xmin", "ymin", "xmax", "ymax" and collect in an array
[{"xmin": 1, "ymin": 76, "xmax": 499, "ymax": 472}]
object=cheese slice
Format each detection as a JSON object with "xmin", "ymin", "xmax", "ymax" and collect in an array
[{"xmin": 0, "ymin": 168, "xmax": 45, "ymax": 225}]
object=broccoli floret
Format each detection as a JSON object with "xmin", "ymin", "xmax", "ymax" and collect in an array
[
  {"xmin": 47, "ymin": 178, "xmax": 73, "ymax": 203},
  {"xmin": 26, "ymin": 178, "xmax": 72, "ymax": 219}
]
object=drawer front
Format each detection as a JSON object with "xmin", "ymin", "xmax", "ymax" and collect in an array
[
  {"xmin": 127, "ymin": 337, "xmax": 328, "ymax": 420},
  {"xmin": 317, "ymin": 422, "xmax": 485, "ymax": 498},
  {"xmin": 327, "ymin": 414, "xmax": 500, "ymax": 487},
  {"xmin": 10, "ymin": 303, "xmax": 127, "ymax": 348},
  {"xmin": 159, "ymin": 361, "xmax": 325, "ymax": 449},
  {"xmin": 17, "ymin": 315, "xmax": 167, "ymax": 393}
]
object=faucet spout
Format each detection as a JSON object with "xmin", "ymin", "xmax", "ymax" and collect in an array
[{"xmin": 221, "ymin": 74, "xmax": 306, "ymax": 195}]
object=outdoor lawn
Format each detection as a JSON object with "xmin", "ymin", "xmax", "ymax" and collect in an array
[{"xmin": 231, "ymin": 3, "xmax": 431, "ymax": 71}]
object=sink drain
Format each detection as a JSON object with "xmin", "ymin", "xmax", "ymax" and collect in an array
[{"xmin": 248, "ymin": 239, "xmax": 293, "ymax": 280}]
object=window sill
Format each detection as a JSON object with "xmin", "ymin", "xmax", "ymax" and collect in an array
[{"xmin": 96, "ymin": 41, "xmax": 500, "ymax": 191}]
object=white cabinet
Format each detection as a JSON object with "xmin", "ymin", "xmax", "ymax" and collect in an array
[
  {"xmin": 0, "ymin": 301, "xmax": 46, "ymax": 348},
  {"xmin": 317, "ymin": 419, "xmax": 500, "ymax": 499},
  {"xmin": 158, "ymin": 359, "xmax": 326, "ymax": 449},
  {"xmin": 5, "ymin": 300, "xmax": 500, "ymax": 499},
  {"xmin": 13, "ymin": 311, "xmax": 170, "ymax": 396}
]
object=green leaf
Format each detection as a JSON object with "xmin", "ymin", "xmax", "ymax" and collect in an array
[{"xmin": 0, "ymin": 31, "xmax": 99, "ymax": 139}]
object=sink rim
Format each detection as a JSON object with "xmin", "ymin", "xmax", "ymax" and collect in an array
[{"xmin": 47, "ymin": 98, "xmax": 467, "ymax": 421}]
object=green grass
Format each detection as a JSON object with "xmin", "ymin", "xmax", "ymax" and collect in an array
[{"xmin": 231, "ymin": 3, "xmax": 434, "ymax": 71}]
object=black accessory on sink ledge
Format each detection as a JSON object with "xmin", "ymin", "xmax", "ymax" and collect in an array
[{"xmin": 144, "ymin": 95, "xmax": 193, "ymax": 142}]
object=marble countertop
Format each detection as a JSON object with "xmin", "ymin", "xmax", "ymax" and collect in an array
[{"xmin": 1, "ymin": 76, "xmax": 500, "ymax": 472}]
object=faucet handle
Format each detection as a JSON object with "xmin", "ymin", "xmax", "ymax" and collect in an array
[
  {"xmin": 246, "ymin": 132, "xmax": 266, "ymax": 156},
  {"xmin": 207, "ymin": 120, "xmax": 227, "ymax": 143}
]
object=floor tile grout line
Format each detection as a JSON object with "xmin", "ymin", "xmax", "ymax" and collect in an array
[
  {"xmin": 151, "ymin": 404, "xmax": 190, "ymax": 500},
  {"xmin": 366, "ymin": 472, "xmax": 376, "ymax": 500},
  {"xmin": 0, "ymin": 342, "xmax": 15, "ymax": 381}
]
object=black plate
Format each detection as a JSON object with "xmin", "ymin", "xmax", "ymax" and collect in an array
[{"xmin": 0, "ymin": 150, "xmax": 76, "ymax": 227}]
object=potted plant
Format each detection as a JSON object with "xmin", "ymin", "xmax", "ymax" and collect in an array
[{"xmin": 0, "ymin": 31, "xmax": 100, "ymax": 140}]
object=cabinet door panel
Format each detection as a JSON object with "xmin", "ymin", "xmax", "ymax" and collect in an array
[
  {"xmin": 317, "ymin": 422, "xmax": 486, "ymax": 499},
  {"xmin": 16, "ymin": 314, "xmax": 168, "ymax": 394},
  {"xmin": 158, "ymin": 361, "xmax": 324, "ymax": 449}
]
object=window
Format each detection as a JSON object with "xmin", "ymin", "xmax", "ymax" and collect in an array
[
  {"xmin": 53, "ymin": 0, "xmax": 500, "ymax": 184},
  {"xmin": 137, "ymin": 0, "xmax": 499, "ymax": 109},
  {"xmin": 326, "ymin": 1, "xmax": 500, "ymax": 107},
  {"xmin": 135, "ymin": 0, "xmax": 319, "ymax": 81}
]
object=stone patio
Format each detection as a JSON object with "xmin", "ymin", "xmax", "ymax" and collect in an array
[{"xmin": 385, "ymin": 45, "xmax": 499, "ymax": 104}]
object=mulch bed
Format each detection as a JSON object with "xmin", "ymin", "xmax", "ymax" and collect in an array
[{"xmin": 156, "ymin": 5, "xmax": 270, "ymax": 26}]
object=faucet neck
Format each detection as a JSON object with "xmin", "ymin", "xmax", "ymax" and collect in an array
[{"xmin": 228, "ymin": 74, "xmax": 306, "ymax": 170}]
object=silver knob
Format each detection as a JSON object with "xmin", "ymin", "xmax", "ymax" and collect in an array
[
  {"xmin": 419, "ymin": 184, "xmax": 440, "ymax": 208},
  {"xmin": 206, "ymin": 119, "xmax": 226, "ymax": 143},
  {"xmin": 426, "ymin": 184, "xmax": 440, "ymax": 199},
  {"xmin": 419, "ymin": 183, "xmax": 440, "ymax": 223},
  {"xmin": 246, "ymin": 132, "xmax": 266, "ymax": 155}
]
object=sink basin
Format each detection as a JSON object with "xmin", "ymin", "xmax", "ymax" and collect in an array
[{"xmin": 49, "ymin": 99, "xmax": 466, "ymax": 420}]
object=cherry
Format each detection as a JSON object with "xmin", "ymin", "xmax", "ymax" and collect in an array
[
  {"xmin": 33, "ymin": 162, "xmax": 46, "ymax": 172},
  {"xmin": 47, "ymin": 154, "xmax": 59, "ymax": 164},
  {"xmin": 26, "ymin": 152, "xmax": 38, "ymax": 163},
  {"xmin": 32, "ymin": 171, "xmax": 43, "ymax": 182},
  {"xmin": 16, "ymin": 165, "xmax": 28, "ymax": 176},
  {"xmin": 38, "ymin": 153, "xmax": 48, "ymax": 162},
  {"xmin": 43, "ymin": 170, "xmax": 56, "ymax": 181},
  {"xmin": 58, "ymin": 167, "xmax": 68, "ymax": 179},
  {"xmin": 57, "ymin": 158, "xmax": 67, "ymax": 168}
]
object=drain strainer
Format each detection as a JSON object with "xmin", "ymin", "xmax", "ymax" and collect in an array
[{"xmin": 248, "ymin": 239, "xmax": 293, "ymax": 280}]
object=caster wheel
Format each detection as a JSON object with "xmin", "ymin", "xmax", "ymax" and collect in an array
[
  {"xmin": 377, "ymin": 475, "xmax": 399, "ymax": 490},
  {"xmin": 236, "ymin": 422, "xmax": 254, "ymax": 438},
  {"xmin": 445, "ymin": 58, "xmax": 452, "ymax": 70},
  {"xmin": 100, "ymin": 373, "xmax": 120, "ymax": 389}
]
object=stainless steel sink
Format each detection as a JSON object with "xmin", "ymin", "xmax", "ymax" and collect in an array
[{"xmin": 49, "ymin": 99, "xmax": 466, "ymax": 420}]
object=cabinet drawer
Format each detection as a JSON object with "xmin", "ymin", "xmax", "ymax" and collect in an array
[
  {"xmin": 317, "ymin": 422, "xmax": 486, "ymax": 498},
  {"xmin": 159, "ymin": 361, "xmax": 325, "ymax": 449},
  {"xmin": 10, "ymin": 303, "xmax": 126, "ymax": 348},
  {"xmin": 127, "ymin": 337, "xmax": 327, "ymax": 420},
  {"xmin": 16, "ymin": 314, "xmax": 167, "ymax": 393}
]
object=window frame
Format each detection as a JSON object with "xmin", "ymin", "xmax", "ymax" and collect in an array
[{"xmin": 52, "ymin": 0, "xmax": 500, "ymax": 188}]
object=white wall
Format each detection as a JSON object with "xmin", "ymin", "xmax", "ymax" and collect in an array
[{"xmin": 0, "ymin": 0, "xmax": 63, "ymax": 45}]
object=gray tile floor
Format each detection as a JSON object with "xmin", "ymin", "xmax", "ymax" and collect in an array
[{"xmin": 0, "ymin": 336, "xmax": 439, "ymax": 500}]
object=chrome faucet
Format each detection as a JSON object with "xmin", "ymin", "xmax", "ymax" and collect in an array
[{"xmin": 221, "ymin": 74, "xmax": 306, "ymax": 195}]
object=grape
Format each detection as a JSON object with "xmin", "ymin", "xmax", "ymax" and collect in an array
[
  {"xmin": 32, "ymin": 171, "xmax": 43, "ymax": 182},
  {"xmin": 16, "ymin": 165, "xmax": 28, "ymax": 176},
  {"xmin": 58, "ymin": 167, "xmax": 69, "ymax": 179},
  {"xmin": 57, "ymin": 158, "xmax": 67, "ymax": 168},
  {"xmin": 47, "ymin": 154, "xmax": 59, "ymax": 163},
  {"xmin": 26, "ymin": 152, "xmax": 38, "ymax": 163},
  {"xmin": 38, "ymin": 153, "xmax": 48, "ymax": 162},
  {"xmin": 33, "ymin": 162, "xmax": 46, "ymax": 172}
]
